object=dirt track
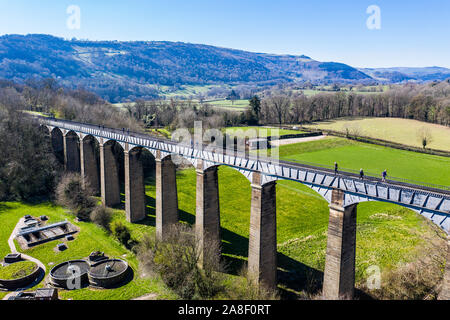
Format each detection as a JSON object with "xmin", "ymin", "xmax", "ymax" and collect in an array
[{"xmin": 270, "ymin": 135, "xmax": 326, "ymax": 147}]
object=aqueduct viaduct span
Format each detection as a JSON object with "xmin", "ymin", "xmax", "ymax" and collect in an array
[{"xmin": 39, "ymin": 117, "xmax": 450, "ymax": 300}]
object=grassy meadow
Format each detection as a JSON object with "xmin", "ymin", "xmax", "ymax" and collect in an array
[
  {"xmin": 224, "ymin": 126, "xmax": 306, "ymax": 138},
  {"xmin": 304, "ymin": 117, "xmax": 450, "ymax": 151},
  {"xmin": 269, "ymin": 136, "xmax": 450, "ymax": 186}
]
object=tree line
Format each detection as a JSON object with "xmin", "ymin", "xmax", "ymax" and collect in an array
[{"xmin": 248, "ymin": 80, "xmax": 450, "ymax": 126}]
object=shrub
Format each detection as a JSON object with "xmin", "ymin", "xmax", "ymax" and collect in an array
[
  {"xmin": 359, "ymin": 237, "xmax": 447, "ymax": 300},
  {"xmin": 110, "ymin": 220, "xmax": 131, "ymax": 247},
  {"xmin": 90, "ymin": 206, "xmax": 113, "ymax": 230},
  {"xmin": 55, "ymin": 173, "xmax": 96, "ymax": 221},
  {"xmin": 137, "ymin": 224, "xmax": 225, "ymax": 299},
  {"xmin": 225, "ymin": 266, "xmax": 279, "ymax": 300}
]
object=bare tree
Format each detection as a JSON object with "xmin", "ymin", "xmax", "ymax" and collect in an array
[
  {"xmin": 268, "ymin": 96, "xmax": 291, "ymax": 126},
  {"xmin": 417, "ymin": 127, "xmax": 434, "ymax": 149}
]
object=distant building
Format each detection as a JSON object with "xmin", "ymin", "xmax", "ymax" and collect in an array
[{"xmin": 248, "ymin": 138, "xmax": 269, "ymax": 150}]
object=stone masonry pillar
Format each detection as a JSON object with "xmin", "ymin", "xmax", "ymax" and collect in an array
[
  {"xmin": 439, "ymin": 235, "xmax": 450, "ymax": 300},
  {"xmin": 124, "ymin": 147, "xmax": 146, "ymax": 223},
  {"xmin": 80, "ymin": 136, "xmax": 100, "ymax": 195},
  {"xmin": 248, "ymin": 172, "xmax": 277, "ymax": 291},
  {"xmin": 99, "ymin": 141, "xmax": 121, "ymax": 207},
  {"xmin": 155, "ymin": 152, "xmax": 178, "ymax": 241},
  {"xmin": 323, "ymin": 189, "xmax": 358, "ymax": 300},
  {"xmin": 63, "ymin": 132, "xmax": 81, "ymax": 173},
  {"xmin": 51, "ymin": 130, "xmax": 64, "ymax": 165},
  {"xmin": 195, "ymin": 161, "xmax": 221, "ymax": 267}
]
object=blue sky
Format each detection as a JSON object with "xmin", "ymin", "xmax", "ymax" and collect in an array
[{"xmin": 0, "ymin": 0, "xmax": 449, "ymax": 68}]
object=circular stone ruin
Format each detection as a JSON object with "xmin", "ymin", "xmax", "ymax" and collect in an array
[
  {"xmin": 88, "ymin": 259, "xmax": 129, "ymax": 288},
  {"xmin": 49, "ymin": 260, "xmax": 90, "ymax": 289},
  {"xmin": 0, "ymin": 260, "xmax": 41, "ymax": 290}
]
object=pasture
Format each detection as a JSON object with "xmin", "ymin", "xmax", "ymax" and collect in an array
[
  {"xmin": 224, "ymin": 126, "xmax": 306, "ymax": 138},
  {"xmin": 304, "ymin": 117, "xmax": 450, "ymax": 151},
  {"xmin": 270, "ymin": 136, "xmax": 450, "ymax": 186}
]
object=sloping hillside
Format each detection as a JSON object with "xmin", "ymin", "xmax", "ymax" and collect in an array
[{"xmin": 0, "ymin": 34, "xmax": 371, "ymax": 101}]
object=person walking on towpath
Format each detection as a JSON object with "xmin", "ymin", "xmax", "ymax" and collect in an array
[
  {"xmin": 382, "ymin": 170, "xmax": 387, "ymax": 182},
  {"xmin": 360, "ymin": 168, "xmax": 364, "ymax": 179},
  {"xmin": 334, "ymin": 162, "xmax": 338, "ymax": 175}
]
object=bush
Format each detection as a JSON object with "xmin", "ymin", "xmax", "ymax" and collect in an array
[
  {"xmin": 110, "ymin": 220, "xmax": 131, "ymax": 247},
  {"xmin": 225, "ymin": 266, "xmax": 279, "ymax": 300},
  {"xmin": 90, "ymin": 206, "xmax": 113, "ymax": 230},
  {"xmin": 359, "ymin": 237, "xmax": 447, "ymax": 300},
  {"xmin": 137, "ymin": 224, "xmax": 225, "ymax": 299},
  {"xmin": 55, "ymin": 173, "xmax": 96, "ymax": 221}
]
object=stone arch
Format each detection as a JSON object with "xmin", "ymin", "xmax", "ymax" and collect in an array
[
  {"xmin": 343, "ymin": 194, "xmax": 450, "ymax": 233},
  {"xmin": 277, "ymin": 178, "xmax": 332, "ymax": 204},
  {"xmin": 38, "ymin": 124, "xmax": 51, "ymax": 136},
  {"xmin": 100, "ymin": 139, "xmax": 124, "ymax": 208},
  {"xmin": 196, "ymin": 162, "xmax": 254, "ymax": 273},
  {"xmin": 63, "ymin": 131, "xmax": 81, "ymax": 173},
  {"xmin": 123, "ymin": 146, "xmax": 156, "ymax": 223},
  {"xmin": 50, "ymin": 127, "xmax": 64, "ymax": 165},
  {"xmin": 82, "ymin": 133, "xmax": 101, "ymax": 145},
  {"xmin": 80, "ymin": 134, "xmax": 101, "ymax": 195}
]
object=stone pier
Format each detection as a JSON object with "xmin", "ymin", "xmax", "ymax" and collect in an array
[
  {"xmin": 99, "ymin": 141, "xmax": 121, "ymax": 207},
  {"xmin": 51, "ymin": 129, "xmax": 64, "ymax": 165},
  {"xmin": 322, "ymin": 189, "xmax": 358, "ymax": 300},
  {"xmin": 248, "ymin": 172, "xmax": 277, "ymax": 290},
  {"xmin": 155, "ymin": 152, "xmax": 178, "ymax": 241},
  {"xmin": 195, "ymin": 161, "xmax": 221, "ymax": 266},
  {"xmin": 439, "ymin": 235, "xmax": 450, "ymax": 300},
  {"xmin": 124, "ymin": 147, "xmax": 146, "ymax": 223},
  {"xmin": 63, "ymin": 131, "xmax": 80, "ymax": 173},
  {"xmin": 80, "ymin": 135, "xmax": 100, "ymax": 195}
]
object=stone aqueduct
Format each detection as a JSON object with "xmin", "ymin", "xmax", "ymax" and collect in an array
[{"xmin": 38, "ymin": 117, "xmax": 450, "ymax": 300}]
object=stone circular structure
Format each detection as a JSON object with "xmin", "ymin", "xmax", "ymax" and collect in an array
[
  {"xmin": 0, "ymin": 261, "xmax": 41, "ymax": 290},
  {"xmin": 49, "ymin": 260, "xmax": 89, "ymax": 289},
  {"xmin": 88, "ymin": 259, "xmax": 129, "ymax": 288}
]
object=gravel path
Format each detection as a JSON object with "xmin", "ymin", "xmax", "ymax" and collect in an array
[
  {"xmin": 2, "ymin": 218, "xmax": 47, "ymax": 300},
  {"xmin": 270, "ymin": 135, "xmax": 326, "ymax": 147}
]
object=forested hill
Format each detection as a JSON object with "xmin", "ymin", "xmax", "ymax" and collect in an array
[
  {"xmin": 0, "ymin": 34, "xmax": 372, "ymax": 101},
  {"xmin": 1, "ymin": 34, "xmax": 449, "ymax": 102}
]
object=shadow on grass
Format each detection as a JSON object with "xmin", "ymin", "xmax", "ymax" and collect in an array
[
  {"xmin": 168, "ymin": 208, "xmax": 331, "ymax": 299},
  {"xmin": 0, "ymin": 203, "xmax": 13, "ymax": 213}
]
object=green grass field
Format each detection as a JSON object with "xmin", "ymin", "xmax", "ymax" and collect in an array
[
  {"xmin": 304, "ymin": 117, "xmax": 450, "ymax": 151},
  {"xmin": 140, "ymin": 165, "xmax": 446, "ymax": 297},
  {"xmin": 269, "ymin": 136, "xmax": 450, "ymax": 186},
  {"xmin": 224, "ymin": 126, "xmax": 306, "ymax": 138},
  {"xmin": 0, "ymin": 202, "xmax": 175, "ymax": 301},
  {"xmin": 0, "ymin": 261, "xmax": 37, "ymax": 280},
  {"xmin": 204, "ymin": 99, "xmax": 249, "ymax": 110}
]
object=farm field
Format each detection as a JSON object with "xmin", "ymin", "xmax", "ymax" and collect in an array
[
  {"xmin": 304, "ymin": 117, "xmax": 450, "ymax": 151},
  {"xmin": 204, "ymin": 99, "xmax": 249, "ymax": 110},
  {"xmin": 224, "ymin": 126, "xmax": 306, "ymax": 138},
  {"xmin": 268, "ymin": 136, "xmax": 450, "ymax": 186}
]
